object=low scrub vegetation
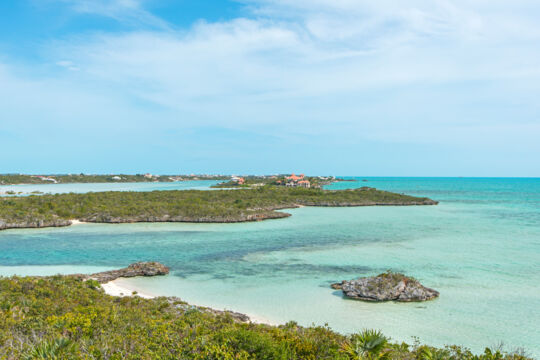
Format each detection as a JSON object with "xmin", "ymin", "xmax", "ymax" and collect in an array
[
  {"xmin": 0, "ymin": 187, "xmax": 436, "ymax": 226},
  {"xmin": 0, "ymin": 174, "xmax": 229, "ymax": 185},
  {"xmin": 0, "ymin": 276, "xmax": 530, "ymax": 359}
]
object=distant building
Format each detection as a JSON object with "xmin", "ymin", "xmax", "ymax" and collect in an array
[
  {"xmin": 112, "ymin": 176, "xmax": 122, "ymax": 181},
  {"xmin": 286, "ymin": 173, "xmax": 305, "ymax": 182},
  {"xmin": 278, "ymin": 173, "xmax": 309, "ymax": 188},
  {"xmin": 33, "ymin": 175, "xmax": 58, "ymax": 183}
]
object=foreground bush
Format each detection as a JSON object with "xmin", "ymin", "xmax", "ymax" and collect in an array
[{"xmin": 0, "ymin": 276, "xmax": 531, "ymax": 359}]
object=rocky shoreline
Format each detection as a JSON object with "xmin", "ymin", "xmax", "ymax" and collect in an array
[
  {"xmin": 332, "ymin": 272, "xmax": 439, "ymax": 302},
  {"xmin": 83, "ymin": 262, "xmax": 170, "ymax": 283},
  {"xmin": 78, "ymin": 211, "xmax": 291, "ymax": 224},
  {"xmin": 165, "ymin": 297, "xmax": 251, "ymax": 323},
  {"xmin": 80, "ymin": 262, "xmax": 252, "ymax": 324},
  {"xmin": 296, "ymin": 199, "xmax": 438, "ymax": 206},
  {"xmin": 0, "ymin": 213, "xmax": 291, "ymax": 231},
  {"xmin": 0, "ymin": 219, "xmax": 72, "ymax": 230},
  {"xmin": 0, "ymin": 187, "xmax": 438, "ymax": 231},
  {"xmin": 0, "ymin": 200, "xmax": 436, "ymax": 231}
]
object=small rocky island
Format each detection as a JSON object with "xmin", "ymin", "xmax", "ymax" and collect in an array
[
  {"xmin": 84, "ymin": 262, "xmax": 170, "ymax": 283},
  {"xmin": 331, "ymin": 271, "xmax": 439, "ymax": 302}
]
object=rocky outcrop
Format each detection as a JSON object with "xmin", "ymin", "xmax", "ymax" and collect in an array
[
  {"xmin": 332, "ymin": 272, "xmax": 439, "ymax": 302},
  {"xmin": 0, "ymin": 212, "xmax": 291, "ymax": 231},
  {"xmin": 166, "ymin": 297, "xmax": 251, "ymax": 323},
  {"xmin": 0, "ymin": 219, "xmax": 72, "ymax": 230},
  {"xmin": 87, "ymin": 262, "xmax": 170, "ymax": 283},
  {"xmin": 79, "ymin": 211, "xmax": 291, "ymax": 224},
  {"xmin": 298, "ymin": 200, "xmax": 438, "ymax": 206}
]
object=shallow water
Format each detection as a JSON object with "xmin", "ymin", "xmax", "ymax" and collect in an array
[
  {"xmin": 0, "ymin": 180, "xmax": 220, "ymax": 195},
  {"xmin": 0, "ymin": 178, "xmax": 539, "ymax": 355}
]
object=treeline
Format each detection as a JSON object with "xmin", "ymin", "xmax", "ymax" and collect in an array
[
  {"xmin": 0, "ymin": 187, "xmax": 437, "ymax": 228},
  {"xmin": 0, "ymin": 276, "xmax": 531, "ymax": 359}
]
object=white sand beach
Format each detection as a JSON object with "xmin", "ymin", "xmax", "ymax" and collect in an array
[
  {"xmin": 69, "ymin": 220, "xmax": 88, "ymax": 225},
  {"xmin": 100, "ymin": 279, "xmax": 275, "ymax": 325},
  {"xmin": 101, "ymin": 279, "xmax": 155, "ymax": 299}
]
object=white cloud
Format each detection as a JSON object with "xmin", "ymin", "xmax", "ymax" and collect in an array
[
  {"xmin": 58, "ymin": 0, "xmax": 170, "ymax": 29},
  {"xmin": 56, "ymin": 60, "xmax": 79, "ymax": 71},
  {"xmin": 2, "ymin": 0, "xmax": 540, "ymax": 170},
  {"xmin": 46, "ymin": 0, "xmax": 539, "ymax": 119}
]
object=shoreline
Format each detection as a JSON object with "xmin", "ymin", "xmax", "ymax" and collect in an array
[
  {"xmin": 1, "ymin": 202, "xmax": 438, "ymax": 232},
  {"xmin": 101, "ymin": 278, "xmax": 276, "ymax": 325},
  {"xmin": 69, "ymin": 219, "xmax": 88, "ymax": 226},
  {"xmin": 101, "ymin": 279, "xmax": 156, "ymax": 299},
  {"xmin": 0, "ymin": 186, "xmax": 438, "ymax": 232}
]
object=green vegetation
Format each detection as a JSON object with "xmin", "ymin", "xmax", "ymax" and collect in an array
[
  {"xmin": 0, "ymin": 187, "xmax": 437, "ymax": 229},
  {"xmin": 0, "ymin": 174, "xmax": 229, "ymax": 185},
  {"xmin": 378, "ymin": 270, "xmax": 416, "ymax": 283},
  {"xmin": 0, "ymin": 276, "xmax": 530, "ymax": 359},
  {"xmin": 211, "ymin": 175, "xmax": 335, "ymax": 188}
]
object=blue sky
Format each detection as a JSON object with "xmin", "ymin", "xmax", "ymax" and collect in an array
[{"xmin": 1, "ymin": 0, "xmax": 539, "ymax": 176}]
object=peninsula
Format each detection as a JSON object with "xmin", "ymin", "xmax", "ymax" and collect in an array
[
  {"xmin": 0, "ymin": 186, "xmax": 437, "ymax": 230},
  {"xmin": 0, "ymin": 268, "xmax": 530, "ymax": 359}
]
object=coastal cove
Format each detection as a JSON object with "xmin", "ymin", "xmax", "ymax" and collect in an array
[{"xmin": 1, "ymin": 178, "xmax": 539, "ymax": 356}]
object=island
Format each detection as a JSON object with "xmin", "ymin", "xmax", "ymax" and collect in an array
[
  {"xmin": 210, "ymin": 174, "xmax": 339, "ymax": 189},
  {"xmin": 331, "ymin": 271, "xmax": 440, "ymax": 302},
  {"xmin": 0, "ymin": 186, "xmax": 438, "ymax": 230},
  {"xmin": 0, "ymin": 267, "xmax": 529, "ymax": 359},
  {"xmin": 0, "ymin": 173, "xmax": 230, "ymax": 185}
]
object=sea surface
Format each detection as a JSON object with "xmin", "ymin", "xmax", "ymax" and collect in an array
[{"xmin": 0, "ymin": 178, "xmax": 539, "ymax": 356}]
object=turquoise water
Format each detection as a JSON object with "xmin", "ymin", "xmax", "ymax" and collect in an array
[
  {"xmin": 0, "ymin": 178, "xmax": 539, "ymax": 355},
  {"xmin": 0, "ymin": 180, "xmax": 220, "ymax": 195}
]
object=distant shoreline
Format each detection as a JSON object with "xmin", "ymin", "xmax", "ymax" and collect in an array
[
  {"xmin": 0, "ymin": 187, "xmax": 438, "ymax": 231},
  {"xmin": 0, "ymin": 174, "xmax": 229, "ymax": 186}
]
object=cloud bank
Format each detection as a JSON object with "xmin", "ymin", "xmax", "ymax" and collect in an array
[{"xmin": 1, "ymin": 0, "xmax": 539, "ymax": 175}]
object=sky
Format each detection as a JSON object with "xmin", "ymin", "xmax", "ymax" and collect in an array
[{"xmin": 0, "ymin": 0, "xmax": 539, "ymax": 176}]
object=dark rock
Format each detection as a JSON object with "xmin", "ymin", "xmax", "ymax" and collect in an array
[
  {"xmin": 166, "ymin": 297, "xmax": 251, "ymax": 323},
  {"xmin": 0, "ymin": 219, "xmax": 72, "ymax": 230},
  {"xmin": 88, "ymin": 262, "xmax": 169, "ymax": 283},
  {"xmin": 332, "ymin": 272, "xmax": 439, "ymax": 302},
  {"xmin": 79, "ymin": 211, "xmax": 291, "ymax": 224}
]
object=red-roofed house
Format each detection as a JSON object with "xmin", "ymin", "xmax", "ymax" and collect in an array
[{"xmin": 286, "ymin": 173, "xmax": 305, "ymax": 181}]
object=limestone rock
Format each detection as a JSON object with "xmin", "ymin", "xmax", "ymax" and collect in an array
[
  {"xmin": 89, "ymin": 262, "xmax": 169, "ymax": 283},
  {"xmin": 331, "ymin": 272, "xmax": 439, "ymax": 302}
]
